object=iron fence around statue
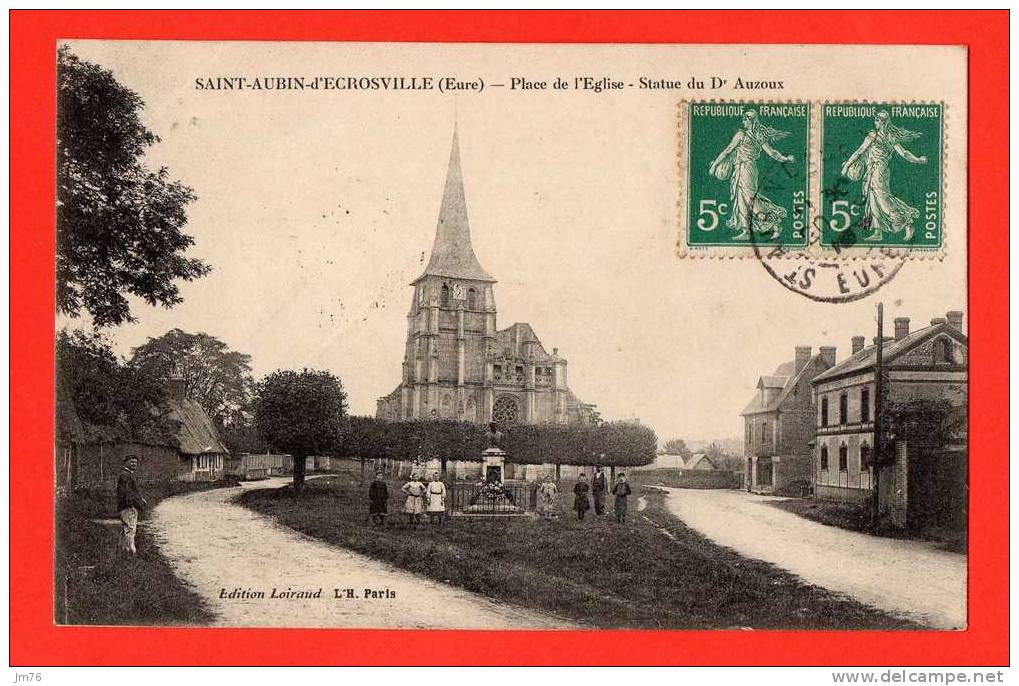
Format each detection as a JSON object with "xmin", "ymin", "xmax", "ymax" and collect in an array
[{"xmin": 449, "ymin": 480, "xmax": 537, "ymax": 515}]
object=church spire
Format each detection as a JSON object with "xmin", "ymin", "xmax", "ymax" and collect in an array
[{"xmin": 414, "ymin": 125, "xmax": 495, "ymax": 283}]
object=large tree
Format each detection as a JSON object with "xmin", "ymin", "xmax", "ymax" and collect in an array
[
  {"xmin": 57, "ymin": 46, "xmax": 210, "ymax": 328},
  {"xmin": 254, "ymin": 369, "xmax": 348, "ymax": 491},
  {"xmin": 56, "ymin": 329, "xmax": 177, "ymax": 445},
  {"xmin": 130, "ymin": 329, "xmax": 253, "ymax": 426},
  {"xmin": 662, "ymin": 437, "xmax": 693, "ymax": 459}
]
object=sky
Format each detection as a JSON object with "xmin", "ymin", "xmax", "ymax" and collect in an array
[{"xmin": 61, "ymin": 41, "xmax": 967, "ymax": 442}]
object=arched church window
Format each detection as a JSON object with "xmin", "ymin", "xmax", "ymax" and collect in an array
[
  {"xmin": 467, "ymin": 287, "xmax": 477, "ymax": 309},
  {"xmin": 440, "ymin": 283, "xmax": 451, "ymax": 307},
  {"xmin": 492, "ymin": 396, "xmax": 520, "ymax": 424},
  {"xmin": 465, "ymin": 398, "xmax": 477, "ymax": 422}
]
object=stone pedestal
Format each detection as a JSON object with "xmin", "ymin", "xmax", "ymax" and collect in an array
[{"xmin": 482, "ymin": 447, "xmax": 506, "ymax": 484}]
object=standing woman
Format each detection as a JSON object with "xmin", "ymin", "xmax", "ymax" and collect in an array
[
  {"xmin": 611, "ymin": 473, "xmax": 633, "ymax": 523},
  {"xmin": 537, "ymin": 474, "xmax": 559, "ymax": 520},
  {"xmin": 368, "ymin": 472, "xmax": 389, "ymax": 525},
  {"xmin": 573, "ymin": 473, "xmax": 591, "ymax": 521},
  {"xmin": 401, "ymin": 472, "xmax": 427, "ymax": 526},
  {"xmin": 426, "ymin": 472, "xmax": 447, "ymax": 525}
]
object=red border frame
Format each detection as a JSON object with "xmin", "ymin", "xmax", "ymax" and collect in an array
[{"xmin": 10, "ymin": 10, "xmax": 1008, "ymax": 666}]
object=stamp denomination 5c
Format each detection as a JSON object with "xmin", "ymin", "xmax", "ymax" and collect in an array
[
  {"xmin": 819, "ymin": 103, "xmax": 944, "ymax": 252},
  {"xmin": 680, "ymin": 101, "xmax": 810, "ymax": 254}
]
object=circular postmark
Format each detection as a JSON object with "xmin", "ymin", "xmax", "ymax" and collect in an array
[{"xmin": 749, "ymin": 202, "xmax": 906, "ymax": 304}]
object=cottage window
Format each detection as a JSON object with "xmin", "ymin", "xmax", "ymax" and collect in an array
[
  {"xmin": 860, "ymin": 387, "xmax": 871, "ymax": 422},
  {"xmin": 821, "ymin": 397, "xmax": 829, "ymax": 427},
  {"xmin": 838, "ymin": 444, "xmax": 848, "ymax": 471},
  {"xmin": 440, "ymin": 283, "xmax": 451, "ymax": 307},
  {"xmin": 839, "ymin": 393, "xmax": 848, "ymax": 425},
  {"xmin": 820, "ymin": 445, "xmax": 829, "ymax": 471}
]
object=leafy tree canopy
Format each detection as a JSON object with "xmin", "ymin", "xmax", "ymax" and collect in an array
[
  {"xmin": 130, "ymin": 329, "xmax": 253, "ymax": 426},
  {"xmin": 56, "ymin": 329, "xmax": 178, "ymax": 445},
  {"xmin": 57, "ymin": 46, "xmax": 210, "ymax": 327},
  {"xmin": 662, "ymin": 438, "xmax": 693, "ymax": 458},
  {"xmin": 254, "ymin": 369, "xmax": 348, "ymax": 489}
]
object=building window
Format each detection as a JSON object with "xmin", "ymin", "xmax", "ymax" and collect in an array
[
  {"xmin": 860, "ymin": 387, "xmax": 870, "ymax": 422},
  {"xmin": 934, "ymin": 338, "xmax": 955, "ymax": 363},
  {"xmin": 821, "ymin": 397, "xmax": 829, "ymax": 427},
  {"xmin": 820, "ymin": 445, "xmax": 829, "ymax": 471},
  {"xmin": 839, "ymin": 393, "xmax": 848, "ymax": 425},
  {"xmin": 762, "ymin": 421, "xmax": 768, "ymax": 446},
  {"xmin": 860, "ymin": 444, "xmax": 872, "ymax": 471},
  {"xmin": 466, "ymin": 287, "xmax": 477, "ymax": 309},
  {"xmin": 838, "ymin": 444, "xmax": 848, "ymax": 471},
  {"xmin": 440, "ymin": 283, "xmax": 450, "ymax": 307}
]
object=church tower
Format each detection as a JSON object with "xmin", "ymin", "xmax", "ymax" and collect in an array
[
  {"xmin": 377, "ymin": 127, "xmax": 589, "ymax": 426},
  {"xmin": 400, "ymin": 126, "xmax": 497, "ymax": 422}
]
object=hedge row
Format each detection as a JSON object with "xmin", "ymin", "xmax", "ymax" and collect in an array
[{"xmin": 335, "ymin": 417, "xmax": 656, "ymax": 467}]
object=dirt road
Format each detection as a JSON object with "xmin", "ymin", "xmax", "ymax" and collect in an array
[
  {"xmin": 665, "ymin": 488, "xmax": 966, "ymax": 629},
  {"xmin": 149, "ymin": 478, "xmax": 573, "ymax": 628}
]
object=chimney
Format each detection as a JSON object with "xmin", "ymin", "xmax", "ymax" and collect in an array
[
  {"xmin": 946, "ymin": 310, "xmax": 964, "ymax": 331},
  {"xmin": 893, "ymin": 317, "xmax": 910, "ymax": 341},
  {"xmin": 930, "ymin": 317, "xmax": 947, "ymax": 326},
  {"xmin": 794, "ymin": 346, "xmax": 812, "ymax": 373},
  {"xmin": 819, "ymin": 346, "xmax": 837, "ymax": 367},
  {"xmin": 851, "ymin": 336, "xmax": 866, "ymax": 354}
]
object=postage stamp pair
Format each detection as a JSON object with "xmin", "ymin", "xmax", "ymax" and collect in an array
[{"xmin": 679, "ymin": 101, "xmax": 945, "ymax": 256}]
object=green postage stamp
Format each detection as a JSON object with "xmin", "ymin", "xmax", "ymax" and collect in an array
[
  {"xmin": 678, "ymin": 101, "xmax": 945, "ymax": 257},
  {"xmin": 681, "ymin": 102, "xmax": 810, "ymax": 252},
  {"xmin": 820, "ymin": 103, "xmax": 944, "ymax": 251}
]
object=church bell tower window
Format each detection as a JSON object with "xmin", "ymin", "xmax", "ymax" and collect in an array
[{"xmin": 440, "ymin": 283, "xmax": 451, "ymax": 307}]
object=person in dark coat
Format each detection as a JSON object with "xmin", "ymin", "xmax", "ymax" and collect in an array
[
  {"xmin": 591, "ymin": 466, "xmax": 608, "ymax": 515},
  {"xmin": 573, "ymin": 473, "xmax": 591, "ymax": 521},
  {"xmin": 612, "ymin": 473, "xmax": 633, "ymax": 523},
  {"xmin": 368, "ymin": 472, "xmax": 389, "ymax": 525},
  {"xmin": 116, "ymin": 455, "xmax": 147, "ymax": 554}
]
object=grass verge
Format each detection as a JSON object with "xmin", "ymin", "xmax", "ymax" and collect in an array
[
  {"xmin": 767, "ymin": 498, "xmax": 967, "ymax": 554},
  {"xmin": 55, "ymin": 478, "xmax": 239, "ymax": 625},
  {"xmin": 237, "ymin": 476, "xmax": 918, "ymax": 629}
]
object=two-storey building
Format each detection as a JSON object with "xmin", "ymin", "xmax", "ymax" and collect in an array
[
  {"xmin": 741, "ymin": 346, "xmax": 835, "ymax": 493},
  {"xmin": 810, "ymin": 311, "xmax": 968, "ymax": 527}
]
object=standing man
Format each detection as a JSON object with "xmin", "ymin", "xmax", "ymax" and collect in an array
[
  {"xmin": 612, "ymin": 473, "xmax": 633, "ymax": 523},
  {"xmin": 592, "ymin": 466, "xmax": 608, "ymax": 516},
  {"xmin": 573, "ymin": 473, "xmax": 591, "ymax": 521},
  {"xmin": 116, "ymin": 455, "xmax": 146, "ymax": 554}
]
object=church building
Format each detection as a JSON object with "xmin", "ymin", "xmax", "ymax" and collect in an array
[{"xmin": 376, "ymin": 129, "xmax": 593, "ymax": 425}]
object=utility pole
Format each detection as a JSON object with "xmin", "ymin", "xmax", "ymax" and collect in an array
[{"xmin": 871, "ymin": 303, "xmax": 884, "ymax": 527}]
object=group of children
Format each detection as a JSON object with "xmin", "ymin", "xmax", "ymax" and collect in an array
[
  {"xmin": 367, "ymin": 466, "xmax": 633, "ymax": 525},
  {"xmin": 368, "ymin": 471, "xmax": 447, "ymax": 526}
]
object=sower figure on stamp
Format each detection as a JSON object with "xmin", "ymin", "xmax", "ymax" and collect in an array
[
  {"xmin": 611, "ymin": 473, "xmax": 632, "ymax": 523},
  {"xmin": 840, "ymin": 110, "xmax": 927, "ymax": 242},
  {"xmin": 592, "ymin": 466, "xmax": 608, "ymax": 515},
  {"xmin": 368, "ymin": 471, "xmax": 389, "ymax": 525},
  {"xmin": 709, "ymin": 110, "xmax": 794, "ymax": 240},
  {"xmin": 116, "ymin": 455, "xmax": 146, "ymax": 554},
  {"xmin": 573, "ymin": 473, "xmax": 591, "ymax": 521}
]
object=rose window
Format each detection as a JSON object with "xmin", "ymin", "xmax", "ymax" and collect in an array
[{"xmin": 492, "ymin": 396, "xmax": 520, "ymax": 424}]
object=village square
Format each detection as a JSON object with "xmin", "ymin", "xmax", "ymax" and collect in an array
[{"xmin": 54, "ymin": 45, "xmax": 968, "ymax": 632}]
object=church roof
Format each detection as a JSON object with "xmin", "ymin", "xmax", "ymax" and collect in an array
[{"xmin": 414, "ymin": 126, "xmax": 495, "ymax": 284}]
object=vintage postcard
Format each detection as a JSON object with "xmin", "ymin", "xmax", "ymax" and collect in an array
[{"xmin": 52, "ymin": 40, "xmax": 969, "ymax": 636}]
